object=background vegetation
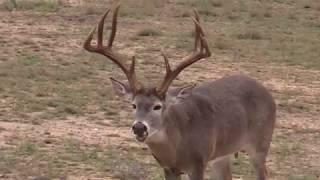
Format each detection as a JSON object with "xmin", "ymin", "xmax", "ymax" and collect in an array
[{"xmin": 0, "ymin": 0, "xmax": 319, "ymax": 179}]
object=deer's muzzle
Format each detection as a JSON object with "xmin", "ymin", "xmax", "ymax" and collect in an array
[{"xmin": 132, "ymin": 122, "xmax": 148, "ymax": 142}]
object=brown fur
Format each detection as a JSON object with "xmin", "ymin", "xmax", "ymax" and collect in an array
[{"xmin": 138, "ymin": 74, "xmax": 276, "ymax": 180}]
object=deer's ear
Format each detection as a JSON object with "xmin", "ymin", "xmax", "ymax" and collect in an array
[
  {"xmin": 110, "ymin": 78, "xmax": 132, "ymax": 97},
  {"xmin": 177, "ymin": 84, "xmax": 196, "ymax": 99},
  {"xmin": 168, "ymin": 84, "xmax": 196, "ymax": 99}
]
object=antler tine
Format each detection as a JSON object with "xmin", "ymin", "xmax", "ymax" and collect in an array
[
  {"xmin": 193, "ymin": 9, "xmax": 200, "ymax": 51},
  {"xmin": 83, "ymin": 27, "xmax": 96, "ymax": 52},
  {"xmin": 83, "ymin": 5, "xmax": 139, "ymax": 93},
  {"xmin": 129, "ymin": 56, "xmax": 137, "ymax": 84},
  {"xmin": 97, "ymin": 9, "xmax": 110, "ymax": 48},
  {"xmin": 157, "ymin": 10, "xmax": 211, "ymax": 97},
  {"xmin": 108, "ymin": 5, "xmax": 120, "ymax": 48},
  {"xmin": 161, "ymin": 52, "xmax": 172, "ymax": 74}
]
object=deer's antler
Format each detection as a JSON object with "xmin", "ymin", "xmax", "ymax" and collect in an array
[
  {"xmin": 83, "ymin": 5, "xmax": 140, "ymax": 94},
  {"xmin": 157, "ymin": 10, "xmax": 211, "ymax": 97}
]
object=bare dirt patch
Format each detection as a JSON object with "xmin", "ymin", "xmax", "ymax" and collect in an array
[{"xmin": 0, "ymin": 0, "xmax": 319, "ymax": 179}]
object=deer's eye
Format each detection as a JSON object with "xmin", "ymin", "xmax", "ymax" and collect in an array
[
  {"xmin": 132, "ymin": 104, "xmax": 137, "ymax": 109},
  {"xmin": 153, "ymin": 104, "xmax": 162, "ymax": 111}
]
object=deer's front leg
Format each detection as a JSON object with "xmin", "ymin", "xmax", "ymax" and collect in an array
[
  {"xmin": 164, "ymin": 169, "xmax": 181, "ymax": 180},
  {"xmin": 187, "ymin": 165, "xmax": 205, "ymax": 180}
]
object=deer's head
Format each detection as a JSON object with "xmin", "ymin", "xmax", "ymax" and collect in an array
[{"xmin": 84, "ymin": 5, "xmax": 211, "ymax": 142}]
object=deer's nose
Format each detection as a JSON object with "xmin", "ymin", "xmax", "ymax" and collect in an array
[{"xmin": 132, "ymin": 122, "xmax": 147, "ymax": 136}]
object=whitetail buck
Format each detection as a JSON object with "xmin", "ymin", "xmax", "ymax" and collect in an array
[{"xmin": 83, "ymin": 5, "xmax": 276, "ymax": 180}]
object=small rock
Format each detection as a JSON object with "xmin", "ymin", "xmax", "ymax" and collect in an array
[{"xmin": 0, "ymin": 174, "xmax": 9, "ymax": 178}]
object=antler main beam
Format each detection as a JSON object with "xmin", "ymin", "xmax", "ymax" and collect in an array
[
  {"xmin": 83, "ymin": 6, "xmax": 210, "ymax": 97},
  {"xmin": 157, "ymin": 10, "xmax": 211, "ymax": 97},
  {"xmin": 83, "ymin": 5, "xmax": 139, "ymax": 93}
]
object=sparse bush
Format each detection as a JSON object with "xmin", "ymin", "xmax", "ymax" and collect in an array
[
  {"xmin": 288, "ymin": 175, "xmax": 318, "ymax": 180},
  {"xmin": 263, "ymin": 11, "xmax": 272, "ymax": 18},
  {"xmin": 249, "ymin": 10, "xmax": 260, "ymax": 18},
  {"xmin": 84, "ymin": 6, "xmax": 96, "ymax": 15},
  {"xmin": 180, "ymin": 11, "xmax": 191, "ymax": 17},
  {"xmin": 288, "ymin": 13, "xmax": 298, "ymax": 20},
  {"xmin": 15, "ymin": 141, "xmax": 38, "ymax": 156},
  {"xmin": 0, "ymin": 0, "xmax": 61, "ymax": 12},
  {"xmin": 118, "ymin": 0, "xmax": 156, "ymax": 18},
  {"xmin": 187, "ymin": 0, "xmax": 220, "ymax": 17},
  {"xmin": 10, "ymin": 0, "xmax": 17, "ymax": 8},
  {"xmin": 211, "ymin": 0, "xmax": 223, "ymax": 7},
  {"xmin": 250, "ymin": 8, "xmax": 272, "ymax": 19}
]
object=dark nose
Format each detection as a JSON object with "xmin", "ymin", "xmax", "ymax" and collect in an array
[{"xmin": 132, "ymin": 122, "xmax": 147, "ymax": 136}]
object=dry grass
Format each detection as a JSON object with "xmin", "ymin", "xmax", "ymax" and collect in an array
[
  {"xmin": 0, "ymin": 0, "xmax": 319, "ymax": 179},
  {"xmin": 0, "ymin": 138, "xmax": 162, "ymax": 179}
]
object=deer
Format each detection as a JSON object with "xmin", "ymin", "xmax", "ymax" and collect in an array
[{"xmin": 83, "ymin": 5, "xmax": 276, "ymax": 180}]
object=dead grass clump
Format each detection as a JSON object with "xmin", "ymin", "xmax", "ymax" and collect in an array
[
  {"xmin": 174, "ymin": 31, "xmax": 194, "ymax": 50},
  {"xmin": 186, "ymin": 0, "xmax": 221, "ymax": 17},
  {"xmin": 213, "ymin": 37, "xmax": 232, "ymax": 50},
  {"xmin": 136, "ymin": 28, "xmax": 162, "ymax": 37},
  {"xmin": 177, "ymin": 11, "xmax": 191, "ymax": 18},
  {"xmin": 198, "ymin": 9, "xmax": 219, "ymax": 17},
  {"xmin": 249, "ymin": 7, "xmax": 272, "ymax": 19},
  {"xmin": 237, "ymin": 30, "xmax": 264, "ymax": 40}
]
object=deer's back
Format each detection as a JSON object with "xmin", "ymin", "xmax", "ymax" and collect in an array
[
  {"xmin": 185, "ymin": 74, "xmax": 276, "ymax": 158},
  {"xmin": 195, "ymin": 74, "xmax": 276, "ymax": 124}
]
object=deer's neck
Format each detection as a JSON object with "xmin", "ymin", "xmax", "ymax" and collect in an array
[
  {"xmin": 145, "ymin": 129, "xmax": 178, "ymax": 167},
  {"xmin": 144, "ymin": 103, "xmax": 189, "ymax": 168}
]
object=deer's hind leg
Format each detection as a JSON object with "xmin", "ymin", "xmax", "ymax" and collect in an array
[
  {"xmin": 209, "ymin": 156, "xmax": 232, "ymax": 180},
  {"xmin": 246, "ymin": 148, "xmax": 268, "ymax": 180},
  {"xmin": 245, "ymin": 132, "xmax": 273, "ymax": 180}
]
